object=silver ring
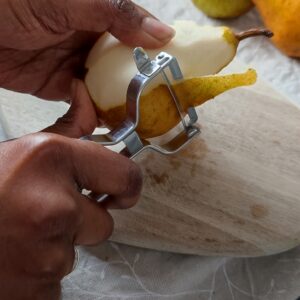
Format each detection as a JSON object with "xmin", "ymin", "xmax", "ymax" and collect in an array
[{"xmin": 72, "ymin": 247, "xmax": 80, "ymax": 271}]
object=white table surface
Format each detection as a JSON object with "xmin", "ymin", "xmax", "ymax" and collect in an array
[
  {"xmin": 0, "ymin": 1, "xmax": 300, "ymax": 299},
  {"xmin": 0, "ymin": 124, "xmax": 6, "ymax": 142}
]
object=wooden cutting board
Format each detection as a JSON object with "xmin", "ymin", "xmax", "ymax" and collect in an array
[
  {"xmin": 109, "ymin": 79, "xmax": 300, "ymax": 257},
  {"xmin": 1, "ymin": 62, "xmax": 300, "ymax": 257}
]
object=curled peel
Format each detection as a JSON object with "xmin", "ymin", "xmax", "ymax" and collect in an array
[{"xmin": 100, "ymin": 69, "xmax": 257, "ymax": 139}]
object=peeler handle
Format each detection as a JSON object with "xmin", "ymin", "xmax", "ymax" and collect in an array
[
  {"xmin": 86, "ymin": 148, "xmax": 134, "ymax": 203},
  {"xmin": 89, "ymin": 192, "xmax": 110, "ymax": 203},
  {"xmin": 85, "ymin": 126, "xmax": 200, "ymax": 203}
]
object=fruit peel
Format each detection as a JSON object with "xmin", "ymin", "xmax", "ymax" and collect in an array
[{"xmin": 97, "ymin": 69, "xmax": 257, "ymax": 139}]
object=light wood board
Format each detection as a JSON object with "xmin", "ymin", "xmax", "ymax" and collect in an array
[
  {"xmin": 1, "ymin": 63, "xmax": 300, "ymax": 257},
  {"xmin": 110, "ymin": 80, "xmax": 300, "ymax": 257}
]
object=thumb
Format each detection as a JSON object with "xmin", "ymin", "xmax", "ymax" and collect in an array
[
  {"xmin": 37, "ymin": 0, "xmax": 175, "ymax": 48},
  {"xmin": 43, "ymin": 80, "xmax": 99, "ymax": 138}
]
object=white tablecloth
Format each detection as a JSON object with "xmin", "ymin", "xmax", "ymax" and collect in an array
[{"xmin": 0, "ymin": 1, "xmax": 300, "ymax": 299}]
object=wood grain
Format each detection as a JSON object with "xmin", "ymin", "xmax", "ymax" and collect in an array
[
  {"xmin": 110, "ymin": 82, "xmax": 300, "ymax": 257},
  {"xmin": 1, "ymin": 63, "xmax": 300, "ymax": 257}
]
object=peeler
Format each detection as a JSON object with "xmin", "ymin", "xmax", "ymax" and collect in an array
[{"xmin": 81, "ymin": 48, "xmax": 201, "ymax": 202}]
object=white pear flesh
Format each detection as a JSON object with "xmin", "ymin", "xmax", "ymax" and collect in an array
[{"xmin": 85, "ymin": 20, "xmax": 238, "ymax": 112}]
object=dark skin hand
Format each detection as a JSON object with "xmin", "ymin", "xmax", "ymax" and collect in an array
[
  {"xmin": 0, "ymin": 0, "xmax": 174, "ymax": 100},
  {"xmin": 0, "ymin": 0, "xmax": 174, "ymax": 299},
  {"xmin": 0, "ymin": 81, "xmax": 144, "ymax": 300}
]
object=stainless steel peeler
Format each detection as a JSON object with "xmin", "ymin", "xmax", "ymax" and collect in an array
[{"xmin": 81, "ymin": 48, "xmax": 200, "ymax": 202}]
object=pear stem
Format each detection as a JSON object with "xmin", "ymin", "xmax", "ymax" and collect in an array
[{"xmin": 235, "ymin": 29, "xmax": 274, "ymax": 41}]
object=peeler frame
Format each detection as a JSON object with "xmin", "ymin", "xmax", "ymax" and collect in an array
[
  {"xmin": 82, "ymin": 47, "xmax": 200, "ymax": 159},
  {"xmin": 82, "ymin": 48, "xmax": 201, "ymax": 202}
]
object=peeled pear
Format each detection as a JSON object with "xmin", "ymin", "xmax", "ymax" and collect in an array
[
  {"xmin": 192, "ymin": 0, "xmax": 253, "ymax": 19},
  {"xmin": 86, "ymin": 21, "xmax": 240, "ymax": 112},
  {"xmin": 85, "ymin": 21, "xmax": 270, "ymax": 139},
  {"xmin": 253, "ymin": 0, "xmax": 300, "ymax": 57}
]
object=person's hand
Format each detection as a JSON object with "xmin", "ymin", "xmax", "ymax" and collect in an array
[
  {"xmin": 0, "ymin": 80, "xmax": 143, "ymax": 300},
  {"xmin": 0, "ymin": 0, "xmax": 175, "ymax": 100}
]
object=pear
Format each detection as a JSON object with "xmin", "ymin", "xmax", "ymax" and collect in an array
[
  {"xmin": 85, "ymin": 21, "xmax": 271, "ymax": 139},
  {"xmin": 192, "ymin": 0, "xmax": 253, "ymax": 19},
  {"xmin": 86, "ymin": 21, "xmax": 240, "ymax": 112},
  {"xmin": 253, "ymin": 0, "xmax": 300, "ymax": 57}
]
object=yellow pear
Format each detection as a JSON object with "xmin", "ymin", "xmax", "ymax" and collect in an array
[
  {"xmin": 85, "ymin": 21, "xmax": 271, "ymax": 139},
  {"xmin": 253, "ymin": 0, "xmax": 300, "ymax": 57},
  {"xmin": 192, "ymin": 0, "xmax": 253, "ymax": 19}
]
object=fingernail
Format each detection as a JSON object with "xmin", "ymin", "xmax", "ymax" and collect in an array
[{"xmin": 142, "ymin": 17, "xmax": 175, "ymax": 41}]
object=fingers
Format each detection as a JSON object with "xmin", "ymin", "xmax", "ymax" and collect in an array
[
  {"xmin": 74, "ymin": 194, "xmax": 114, "ymax": 245},
  {"xmin": 19, "ymin": 132, "xmax": 142, "ymax": 243},
  {"xmin": 43, "ymin": 80, "xmax": 98, "ymax": 138},
  {"xmin": 107, "ymin": 1, "xmax": 176, "ymax": 48},
  {"xmin": 43, "ymin": 0, "xmax": 175, "ymax": 48},
  {"xmin": 36, "ymin": 133, "xmax": 143, "ymax": 209},
  {"xmin": 27, "ymin": 130, "xmax": 142, "ymax": 213},
  {"xmin": 69, "ymin": 139, "xmax": 143, "ymax": 209},
  {"xmin": 21, "ymin": 236, "xmax": 75, "ymax": 281}
]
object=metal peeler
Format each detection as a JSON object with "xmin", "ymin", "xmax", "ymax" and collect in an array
[{"xmin": 81, "ymin": 48, "xmax": 200, "ymax": 202}]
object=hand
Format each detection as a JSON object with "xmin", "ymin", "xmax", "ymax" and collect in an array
[
  {"xmin": 0, "ymin": 0, "xmax": 174, "ymax": 100},
  {"xmin": 0, "ymin": 80, "xmax": 143, "ymax": 300}
]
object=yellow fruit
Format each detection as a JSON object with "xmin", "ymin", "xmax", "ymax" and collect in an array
[
  {"xmin": 192, "ymin": 0, "xmax": 253, "ymax": 19},
  {"xmin": 86, "ymin": 21, "xmax": 240, "ymax": 113},
  {"xmin": 85, "ymin": 21, "xmax": 269, "ymax": 139},
  {"xmin": 253, "ymin": 0, "xmax": 300, "ymax": 57}
]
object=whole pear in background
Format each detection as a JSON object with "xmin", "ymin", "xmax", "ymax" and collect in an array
[
  {"xmin": 253, "ymin": 0, "xmax": 300, "ymax": 58},
  {"xmin": 192, "ymin": 0, "xmax": 253, "ymax": 19}
]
